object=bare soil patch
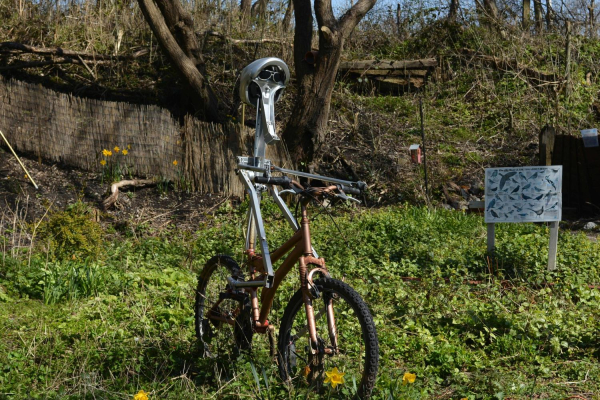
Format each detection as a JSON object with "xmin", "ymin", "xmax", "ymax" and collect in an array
[{"xmin": 0, "ymin": 148, "xmax": 229, "ymax": 232}]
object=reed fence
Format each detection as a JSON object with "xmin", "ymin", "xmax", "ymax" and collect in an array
[{"xmin": 0, "ymin": 77, "xmax": 291, "ymax": 196}]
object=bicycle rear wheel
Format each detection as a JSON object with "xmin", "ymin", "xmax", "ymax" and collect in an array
[
  {"xmin": 278, "ymin": 278, "xmax": 379, "ymax": 398},
  {"xmin": 194, "ymin": 255, "xmax": 252, "ymax": 360}
]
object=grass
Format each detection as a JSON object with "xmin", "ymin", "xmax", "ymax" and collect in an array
[{"xmin": 1, "ymin": 201, "xmax": 599, "ymax": 399}]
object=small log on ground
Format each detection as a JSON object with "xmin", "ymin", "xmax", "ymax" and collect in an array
[
  {"xmin": 338, "ymin": 58, "xmax": 438, "ymax": 90},
  {"xmin": 104, "ymin": 179, "xmax": 155, "ymax": 209}
]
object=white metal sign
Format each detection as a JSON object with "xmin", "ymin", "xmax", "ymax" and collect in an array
[
  {"xmin": 485, "ymin": 166, "xmax": 562, "ymax": 223},
  {"xmin": 581, "ymin": 128, "xmax": 599, "ymax": 148}
]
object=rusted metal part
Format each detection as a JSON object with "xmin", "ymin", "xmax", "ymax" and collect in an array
[
  {"xmin": 303, "ymin": 291, "xmax": 319, "ymax": 354},
  {"xmin": 301, "ymin": 204, "xmax": 313, "ymax": 256},
  {"xmin": 306, "ymin": 266, "xmax": 330, "ymax": 297},
  {"xmin": 207, "ymin": 298, "xmax": 237, "ymax": 326},
  {"xmin": 326, "ymin": 296, "xmax": 338, "ymax": 353},
  {"xmin": 305, "ymin": 256, "xmax": 325, "ymax": 268},
  {"xmin": 254, "ymin": 319, "xmax": 270, "ymax": 333},
  {"xmin": 251, "ymin": 229, "xmax": 303, "ymax": 272},
  {"xmin": 250, "ymin": 288, "xmax": 260, "ymax": 325},
  {"xmin": 259, "ymin": 244, "xmax": 304, "ymax": 324},
  {"xmin": 206, "ymin": 314, "xmax": 236, "ymax": 326}
]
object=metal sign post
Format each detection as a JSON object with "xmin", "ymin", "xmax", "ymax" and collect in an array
[{"xmin": 485, "ymin": 166, "xmax": 563, "ymax": 271}]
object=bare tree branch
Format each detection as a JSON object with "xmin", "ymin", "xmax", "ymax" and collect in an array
[
  {"xmin": 339, "ymin": 0, "xmax": 377, "ymax": 37},
  {"xmin": 137, "ymin": 0, "xmax": 220, "ymax": 121},
  {"xmin": 0, "ymin": 42, "xmax": 150, "ymax": 60}
]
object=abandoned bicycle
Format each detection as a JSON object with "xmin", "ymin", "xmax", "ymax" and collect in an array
[{"xmin": 194, "ymin": 58, "xmax": 379, "ymax": 398}]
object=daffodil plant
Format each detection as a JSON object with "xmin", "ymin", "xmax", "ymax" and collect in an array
[{"xmin": 99, "ymin": 145, "xmax": 131, "ymax": 183}]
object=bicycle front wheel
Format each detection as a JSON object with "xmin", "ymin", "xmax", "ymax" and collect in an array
[{"xmin": 278, "ymin": 278, "xmax": 379, "ymax": 398}]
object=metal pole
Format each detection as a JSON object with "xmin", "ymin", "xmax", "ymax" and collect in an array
[
  {"xmin": 419, "ymin": 97, "xmax": 429, "ymax": 200},
  {"xmin": 0, "ymin": 129, "xmax": 39, "ymax": 189}
]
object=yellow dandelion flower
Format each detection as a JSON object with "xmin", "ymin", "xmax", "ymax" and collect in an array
[
  {"xmin": 114, "ymin": 146, "xmax": 120, "ymax": 153},
  {"xmin": 100, "ymin": 159, "xmax": 107, "ymax": 166},
  {"xmin": 324, "ymin": 367, "xmax": 345, "ymax": 388},
  {"xmin": 24, "ymin": 174, "xmax": 29, "ymax": 179},
  {"xmin": 402, "ymin": 372, "xmax": 416, "ymax": 385},
  {"xmin": 173, "ymin": 160, "xmax": 178, "ymax": 166},
  {"xmin": 122, "ymin": 149, "xmax": 128, "ymax": 156},
  {"xmin": 127, "ymin": 144, "xmax": 131, "ymax": 149},
  {"xmin": 133, "ymin": 390, "xmax": 149, "ymax": 400},
  {"xmin": 303, "ymin": 365, "xmax": 311, "ymax": 378},
  {"xmin": 102, "ymin": 149, "xmax": 110, "ymax": 156}
]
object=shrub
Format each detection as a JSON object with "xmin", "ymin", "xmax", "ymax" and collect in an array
[{"xmin": 37, "ymin": 202, "xmax": 103, "ymax": 261}]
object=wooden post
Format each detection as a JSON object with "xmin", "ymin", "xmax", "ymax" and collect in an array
[
  {"xmin": 539, "ymin": 125, "xmax": 556, "ymax": 166},
  {"xmin": 547, "ymin": 221, "xmax": 559, "ymax": 271},
  {"xmin": 487, "ymin": 223, "xmax": 495, "ymax": 255}
]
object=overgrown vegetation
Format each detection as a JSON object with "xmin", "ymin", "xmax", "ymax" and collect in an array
[
  {"xmin": 3, "ymin": 0, "xmax": 600, "ymax": 203},
  {"xmin": 2, "ymin": 1, "xmax": 600, "ymax": 398},
  {"xmin": 1, "ymin": 201, "xmax": 599, "ymax": 398},
  {"xmin": 36, "ymin": 201, "xmax": 103, "ymax": 262}
]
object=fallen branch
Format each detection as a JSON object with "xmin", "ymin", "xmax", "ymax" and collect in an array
[
  {"xmin": 203, "ymin": 31, "xmax": 292, "ymax": 46},
  {"xmin": 0, "ymin": 42, "xmax": 151, "ymax": 61},
  {"xmin": 103, "ymin": 179, "xmax": 155, "ymax": 209},
  {"xmin": 0, "ymin": 57, "xmax": 112, "ymax": 71}
]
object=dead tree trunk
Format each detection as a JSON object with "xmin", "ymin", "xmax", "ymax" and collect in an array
[
  {"xmin": 282, "ymin": 0, "xmax": 377, "ymax": 165},
  {"xmin": 137, "ymin": 0, "xmax": 220, "ymax": 121},
  {"xmin": 483, "ymin": 0, "xmax": 498, "ymax": 20},
  {"xmin": 251, "ymin": 0, "xmax": 269, "ymax": 20},
  {"xmin": 589, "ymin": 0, "xmax": 596, "ymax": 38},
  {"xmin": 522, "ymin": 0, "xmax": 530, "ymax": 29},
  {"xmin": 448, "ymin": 0, "xmax": 459, "ymax": 21},
  {"xmin": 545, "ymin": 0, "xmax": 553, "ymax": 29},
  {"xmin": 533, "ymin": 0, "xmax": 543, "ymax": 33},
  {"xmin": 282, "ymin": 0, "xmax": 294, "ymax": 31},
  {"xmin": 241, "ymin": 0, "xmax": 252, "ymax": 18}
]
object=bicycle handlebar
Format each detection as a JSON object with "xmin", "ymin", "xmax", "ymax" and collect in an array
[
  {"xmin": 254, "ymin": 176, "xmax": 292, "ymax": 186},
  {"xmin": 337, "ymin": 184, "xmax": 361, "ymax": 196},
  {"xmin": 254, "ymin": 175, "xmax": 364, "ymax": 197}
]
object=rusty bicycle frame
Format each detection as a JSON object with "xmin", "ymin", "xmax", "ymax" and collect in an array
[{"xmin": 204, "ymin": 57, "xmax": 365, "ymax": 355}]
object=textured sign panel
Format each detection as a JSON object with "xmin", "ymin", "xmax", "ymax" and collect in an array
[
  {"xmin": 581, "ymin": 128, "xmax": 599, "ymax": 148},
  {"xmin": 485, "ymin": 166, "xmax": 562, "ymax": 223}
]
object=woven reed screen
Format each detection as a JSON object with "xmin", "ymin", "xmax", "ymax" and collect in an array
[{"xmin": 0, "ymin": 77, "xmax": 292, "ymax": 196}]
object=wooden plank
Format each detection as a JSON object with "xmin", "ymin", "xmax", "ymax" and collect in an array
[
  {"xmin": 345, "ymin": 69, "xmax": 430, "ymax": 77},
  {"xmin": 576, "ymin": 136, "xmax": 592, "ymax": 210},
  {"xmin": 339, "ymin": 58, "xmax": 438, "ymax": 71},
  {"xmin": 539, "ymin": 126, "xmax": 555, "ymax": 166},
  {"xmin": 569, "ymin": 135, "xmax": 582, "ymax": 210},
  {"xmin": 372, "ymin": 76, "xmax": 425, "ymax": 87},
  {"xmin": 582, "ymin": 145, "xmax": 600, "ymax": 208},
  {"xmin": 564, "ymin": 135, "xmax": 573, "ymax": 208}
]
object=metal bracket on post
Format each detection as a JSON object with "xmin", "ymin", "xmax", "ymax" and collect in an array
[
  {"xmin": 487, "ymin": 223, "xmax": 495, "ymax": 256},
  {"xmin": 547, "ymin": 221, "xmax": 559, "ymax": 271}
]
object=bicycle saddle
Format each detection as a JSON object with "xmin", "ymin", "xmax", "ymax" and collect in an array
[{"xmin": 239, "ymin": 57, "xmax": 290, "ymax": 144}]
